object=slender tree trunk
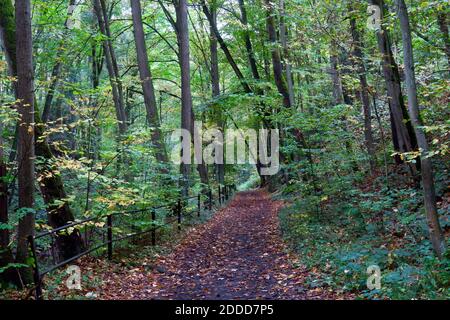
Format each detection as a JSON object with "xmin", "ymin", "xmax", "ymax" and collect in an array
[
  {"xmin": 369, "ymin": 0, "xmax": 418, "ymax": 169},
  {"xmin": 209, "ymin": 3, "xmax": 224, "ymax": 185},
  {"xmin": 0, "ymin": 0, "xmax": 15, "ymax": 282},
  {"xmin": 0, "ymin": 0, "xmax": 16, "ymax": 85},
  {"xmin": 0, "ymin": 127, "xmax": 8, "ymax": 249},
  {"xmin": 349, "ymin": 4, "xmax": 375, "ymax": 172},
  {"xmin": 329, "ymin": 43, "xmax": 344, "ymax": 105},
  {"xmin": 436, "ymin": 11, "xmax": 450, "ymax": 72},
  {"xmin": 203, "ymin": 0, "xmax": 276, "ymax": 185},
  {"xmin": 91, "ymin": 38, "xmax": 104, "ymax": 90},
  {"xmin": 329, "ymin": 43, "xmax": 359, "ymax": 172},
  {"xmin": 176, "ymin": 0, "xmax": 193, "ymax": 196},
  {"xmin": 396, "ymin": 0, "xmax": 445, "ymax": 257},
  {"xmin": 201, "ymin": 0, "xmax": 252, "ymax": 94},
  {"xmin": 238, "ymin": 0, "xmax": 268, "ymax": 185},
  {"xmin": 265, "ymin": 0, "xmax": 304, "ymax": 187},
  {"xmin": 94, "ymin": 0, "xmax": 132, "ymax": 181},
  {"xmin": 279, "ymin": 0, "xmax": 294, "ymax": 107},
  {"xmin": 130, "ymin": 0, "xmax": 168, "ymax": 165},
  {"xmin": 238, "ymin": 0, "xmax": 260, "ymax": 82},
  {"xmin": 41, "ymin": 0, "xmax": 77, "ymax": 122},
  {"xmin": 99, "ymin": 0, "xmax": 126, "ymax": 121},
  {"xmin": 265, "ymin": 0, "xmax": 290, "ymax": 109},
  {"xmin": 0, "ymin": 123, "xmax": 15, "ymax": 283},
  {"xmin": 15, "ymin": 0, "xmax": 35, "ymax": 284},
  {"xmin": 93, "ymin": 0, "xmax": 128, "ymax": 134}
]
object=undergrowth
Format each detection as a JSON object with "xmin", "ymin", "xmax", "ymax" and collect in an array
[{"xmin": 278, "ymin": 166, "xmax": 450, "ymax": 300}]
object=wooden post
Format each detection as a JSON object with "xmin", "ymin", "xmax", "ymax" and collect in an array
[
  {"xmin": 28, "ymin": 235, "xmax": 43, "ymax": 300},
  {"xmin": 107, "ymin": 215, "xmax": 113, "ymax": 260},
  {"xmin": 151, "ymin": 209, "xmax": 156, "ymax": 246}
]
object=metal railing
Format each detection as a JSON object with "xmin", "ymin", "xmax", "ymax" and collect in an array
[{"xmin": 28, "ymin": 184, "xmax": 236, "ymax": 300}]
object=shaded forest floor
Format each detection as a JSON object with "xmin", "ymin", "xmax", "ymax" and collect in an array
[{"xmin": 100, "ymin": 190, "xmax": 345, "ymax": 299}]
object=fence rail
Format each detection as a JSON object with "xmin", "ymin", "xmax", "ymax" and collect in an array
[{"xmin": 28, "ymin": 184, "xmax": 236, "ymax": 300}]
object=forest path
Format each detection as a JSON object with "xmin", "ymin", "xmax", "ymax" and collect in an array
[{"xmin": 103, "ymin": 190, "xmax": 334, "ymax": 299}]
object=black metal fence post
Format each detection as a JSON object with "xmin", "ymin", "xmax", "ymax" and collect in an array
[
  {"xmin": 28, "ymin": 235, "xmax": 43, "ymax": 300},
  {"xmin": 151, "ymin": 209, "xmax": 156, "ymax": 246},
  {"xmin": 177, "ymin": 199, "xmax": 182, "ymax": 231},
  {"xmin": 197, "ymin": 193, "xmax": 201, "ymax": 217},
  {"xmin": 208, "ymin": 189, "xmax": 212, "ymax": 211},
  {"xmin": 107, "ymin": 215, "xmax": 113, "ymax": 260}
]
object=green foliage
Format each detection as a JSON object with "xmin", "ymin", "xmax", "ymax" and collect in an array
[
  {"xmin": 0, "ymin": 0, "xmax": 449, "ymax": 299},
  {"xmin": 279, "ymin": 176, "xmax": 450, "ymax": 299}
]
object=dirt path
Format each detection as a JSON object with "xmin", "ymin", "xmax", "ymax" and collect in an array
[{"xmin": 103, "ymin": 190, "xmax": 334, "ymax": 299}]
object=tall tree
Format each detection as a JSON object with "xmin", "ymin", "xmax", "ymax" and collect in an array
[
  {"xmin": 208, "ymin": 1, "xmax": 224, "ymax": 185},
  {"xmin": 329, "ymin": 41, "xmax": 344, "ymax": 106},
  {"xmin": 265, "ymin": 0, "xmax": 290, "ymax": 109},
  {"xmin": 279, "ymin": 0, "xmax": 294, "ymax": 107},
  {"xmin": 238, "ymin": 0, "xmax": 260, "ymax": 82},
  {"xmin": 0, "ymin": 0, "xmax": 16, "ymax": 284},
  {"xmin": 41, "ymin": 0, "xmax": 77, "ymax": 122},
  {"xmin": 0, "ymin": 123, "xmax": 15, "ymax": 283},
  {"xmin": 201, "ymin": 0, "xmax": 252, "ymax": 94},
  {"xmin": 203, "ymin": 0, "xmax": 274, "ymax": 185},
  {"xmin": 130, "ymin": 0, "xmax": 168, "ymax": 165},
  {"xmin": 176, "ymin": 0, "xmax": 194, "ymax": 196},
  {"xmin": 348, "ymin": 2, "xmax": 375, "ymax": 173},
  {"xmin": 0, "ymin": 0, "xmax": 84, "ymax": 263},
  {"xmin": 396, "ymin": 0, "xmax": 445, "ymax": 257},
  {"xmin": 93, "ymin": 0, "xmax": 128, "ymax": 135},
  {"xmin": 369, "ymin": 0, "xmax": 418, "ymax": 168},
  {"xmin": 15, "ymin": 0, "xmax": 35, "ymax": 283},
  {"xmin": 436, "ymin": 10, "xmax": 450, "ymax": 72}
]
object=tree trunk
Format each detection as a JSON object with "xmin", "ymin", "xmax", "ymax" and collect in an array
[
  {"xmin": 91, "ymin": 37, "xmax": 104, "ymax": 90},
  {"xmin": 265, "ymin": 0, "xmax": 302, "ymax": 187},
  {"xmin": 0, "ymin": 0, "xmax": 16, "ymax": 84},
  {"xmin": 201, "ymin": 0, "xmax": 252, "ymax": 94},
  {"xmin": 265, "ymin": 0, "xmax": 290, "ymax": 109},
  {"xmin": 238, "ymin": 0, "xmax": 260, "ymax": 82},
  {"xmin": 0, "ymin": 0, "xmax": 14, "ymax": 280},
  {"xmin": 329, "ymin": 43, "xmax": 359, "ymax": 172},
  {"xmin": 209, "ymin": 3, "xmax": 224, "ymax": 185},
  {"xmin": 35, "ymin": 111, "xmax": 85, "ymax": 261},
  {"xmin": 176, "ymin": 0, "xmax": 193, "ymax": 196},
  {"xmin": 130, "ymin": 0, "xmax": 168, "ymax": 165},
  {"xmin": 41, "ymin": 0, "xmax": 77, "ymax": 122},
  {"xmin": 279, "ymin": 0, "xmax": 294, "ymax": 107},
  {"xmin": 348, "ymin": 3, "xmax": 375, "ymax": 173},
  {"xmin": 1, "ymin": 0, "xmax": 84, "ymax": 263},
  {"xmin": 329, "ymin": 43, "xmax": 344, "ymax": 105},
  {"xmin": 15, "ymin": 0, "xmax": 35, "ymax": 284},
  {"xmin": 369, "ymin": 0, "xmax": 418, "ymax": 168},
  {"xmin": 396, "ymin": 0, "xmax": 445, "ymax": 258},
  {"xmin": 93, "ymin": 0, "xmax": 128, "ymax": 134},
  {"xmin": 436, "ymin": 11, "xmax": 450, "ymax": 72},
  {"xmin": 0, "ymin": 123, "xmax": 16, "ymax": 284}
]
